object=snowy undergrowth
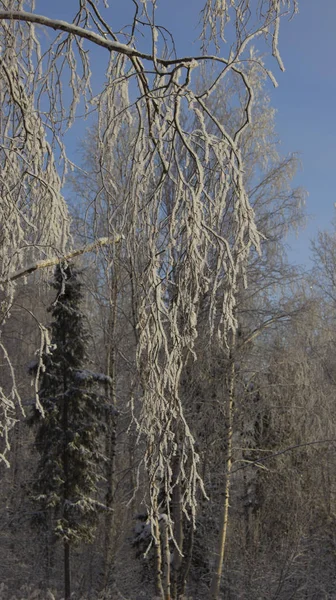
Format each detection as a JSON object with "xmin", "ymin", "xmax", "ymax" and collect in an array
[{"xmin": 0, "ymin": 584, "xmax": 195, "ymax": 600}]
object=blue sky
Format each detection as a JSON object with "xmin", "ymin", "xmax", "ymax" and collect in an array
[
  {"xmin": 34, "ymin": 0, "xmax": 336, "ymax": 267},
  {"xmin": 268, "ymin": 1, "xmax": 336, "ymax": 265}
]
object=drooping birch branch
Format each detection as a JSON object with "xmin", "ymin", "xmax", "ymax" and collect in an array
[{"xmin": 0, "ymin": 0, "xmax": 299, "ymax": 527}]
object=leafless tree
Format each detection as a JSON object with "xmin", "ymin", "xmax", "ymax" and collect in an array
[{"xmin": 0, "ymin": 3, "xmax": 299, "ymax": 595}]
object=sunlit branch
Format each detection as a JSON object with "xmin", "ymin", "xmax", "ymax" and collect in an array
[{"xmin": 2, "ymin": 236, "xmax": 123, "ymax": 283}]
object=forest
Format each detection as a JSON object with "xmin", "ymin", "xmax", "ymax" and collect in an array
[{"xmin": 1, "ymin": 1, "xmax": 336, "ymax": 599}]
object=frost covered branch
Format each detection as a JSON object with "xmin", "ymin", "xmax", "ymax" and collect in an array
[
  {"xmin": 2, "ymin": 236, "xmax": 123, "ymax": 283},
  {"xmin": 0, "ymin": 0, "xmax": 299, "ymax": 533},
  {"xmin": 0, "ymin": 9, "xmax": 287, "ymax": 81}
]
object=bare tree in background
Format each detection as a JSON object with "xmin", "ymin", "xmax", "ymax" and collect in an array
[{"xmin": 0, "ymin": 2, "xmax": 298, "ymax": 594}]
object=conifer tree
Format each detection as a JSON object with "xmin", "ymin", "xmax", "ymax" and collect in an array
[{"xmin": 30, "ymin": 262, "xmax": 109, "ymax": 600}]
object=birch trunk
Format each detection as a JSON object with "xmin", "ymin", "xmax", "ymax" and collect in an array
[
  {"xmin": 162, "ymin": 516, "xmax": 171, "ymax": 600},
  {"xmin": 209, "ymin": 356, "xmax": 235, "ymax": 600},
  {"xmin": 171, "ymin": 451, "xmax": 183, "ymax": 599},
  {"xmin": 153, "ymin": 510, "xmax": 165, "ymax": 600}
]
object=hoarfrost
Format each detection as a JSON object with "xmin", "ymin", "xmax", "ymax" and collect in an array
[{"xmin": 0, "ymin": 0, "xmax": 298, "ymax": 535}]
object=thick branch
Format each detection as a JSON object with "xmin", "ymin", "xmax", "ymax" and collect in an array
[
  {"xmin": 0, "ymin": 11, "xmax": 228, "ymax": 68},
  {"xmin": 3, "ymin": 236, "xmax": 122, "ymax": 283},
  {"xmin": 0, "ymin": 11, "xmax": 146, "ymax": 56}
]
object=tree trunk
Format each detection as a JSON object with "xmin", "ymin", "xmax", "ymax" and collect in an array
[
  {"xmin": 209, "ymin": 356, "xmax": 235, "ymax": 600},
  {"xmin": 179, "ymin": 515, "xmax": 194, "ymax": 598},
  {"xmin": 153, "ymin": 504, "xmax": 165, "ymax": 600},
  {"xmin": 103, "ymin": 264, "xmax": 118, "ymax": 588},
  {"xmin": 62, "ymin": 342, "xmax": 71, "ymax": 600},
  {"xmin": 171, "ymin": 452, "xmax": 183, "ymax": 599},
  {"xmin": 162, "ymin": 516, "xmax": 171, "ymax": 600},
  {"xmin": 103, "ymin": 410, "xmax": 117, "ymax": 587},
  {"xmin": 64, "ymin": 541, "xmax": 71, "ymax": 600}
]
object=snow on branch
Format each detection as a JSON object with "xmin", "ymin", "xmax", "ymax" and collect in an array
[
  {"xmin": 2, "ymin": 236, "xmax": 123, "ymax": 284},
  {"xmin": 0, "ymin": 0, "xmax": 299, "ymax": 528},
  {"xmin": 0, "ymin": 11, "xmax": 154, "ymax": 58},
  {"xmin": 73, "ymin": 369, "xmax": 113, "ymax": 387}
]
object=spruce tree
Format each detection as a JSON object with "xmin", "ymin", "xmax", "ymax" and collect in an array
[{"xmin": 30, "ymin": 262, "xmax": 109, "ymax": 600}]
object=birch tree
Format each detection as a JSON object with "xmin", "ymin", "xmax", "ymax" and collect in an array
[
  {"xmin": 70, "ymin": 53, "xmax": 305, "ymax": 600},
  {"xmin": 0, "ymin": 2, "xmax": 299, "ymax": 588}
]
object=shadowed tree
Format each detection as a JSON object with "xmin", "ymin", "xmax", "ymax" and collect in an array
[{"xmin": 29, "ymin": 262, "xmax": 111, "ymax": 600}]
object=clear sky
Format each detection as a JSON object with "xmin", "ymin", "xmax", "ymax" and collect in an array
[
  {"xmin": 268, "ymin": 1, "xmax": 336, "ymax": 266},
  {"xmin": 34, "ymin": 0, "xmax": 336, "ymax": 267}
]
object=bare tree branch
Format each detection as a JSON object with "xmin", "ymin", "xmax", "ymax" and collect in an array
[
  {"xmin": 2, "ymin": 236, "xmax": 123, "ymax": 283},
  {"xmin": 232, "ymin": 439, "xmax": 336, "ymax": 475}
]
